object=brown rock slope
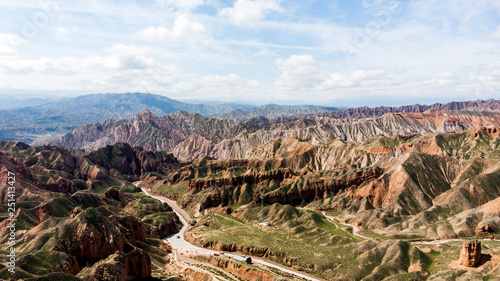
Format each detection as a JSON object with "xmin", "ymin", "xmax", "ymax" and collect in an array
[
  {"xmin": 0, "ymin": 142, "xmax": 182, "ymax": 280},
  {"xmin": 151, "ymin": 127, "xmax": 500, "ymax": 240}
]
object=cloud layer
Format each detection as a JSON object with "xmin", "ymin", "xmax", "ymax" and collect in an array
[{"xmin": 0, "ymin": 0, "xmax": 499, "ymax": 105}]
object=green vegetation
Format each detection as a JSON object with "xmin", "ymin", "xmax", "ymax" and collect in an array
[
  {"xmin": 190, "ymin": 205, "xmax": 361, "ymax": 271},
  {"xmin": 80, "ymin": 207, "xmax": 104, "ymax": 225},
  {"xmin": 121, "ymin": 183, "xmax": 139, "ymax": 193},
  {"xmin": 363, "ymin": 135, "xmax": 399, "ymax": 147},
  {"xmin": 413, "ymin": 240, "xmax": 500, "ymax": 279},
  {"xmin": 131, "ymin": 196, "xmax": 171, "ymax": 217},
  {"xmin": 17, "ymin": 251, "xmax": 70, "ymax": 276},
  {"xmin": 143, "ymin": 212, "xmax": 176, "ymax": 227},
  {"xmin": 155, "ymin": 181, "xmax": 189, "ymax": 197}
]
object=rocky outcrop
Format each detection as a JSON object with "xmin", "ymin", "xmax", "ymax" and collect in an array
[
  {"xmin": 476, "ymin": 224, "xmax": 495, "ymax": 234},
  {"xmin": 144, "ymin": 218, "xmax": 181, "ymax": 238},
  {"xmin": 54, "ymin": 209, "xmax": 147, "ymax": 269},
  {"xmin": 459, "ymin": 240, "xmax": 482, "ymax": 267},
  {"xmin": 319, "ymin": 99, "xmax": 500, "ymax": 119},
  {"xmin": 193, "ymin": 255, "xmax": 276, "ymax": 281},
  {"xmin": 189, "ymin": 168, "xmax": 293, "ymax": 191},
  {"xmin": 34, "ymin": 177, "xmax": 87, "ymax": 194},
  {"xmin": 104, "ymin": 187, "xmax": 120, "ymax": 200},
  {"xmin": 108, "ymin": 215, "xmax": 147, "ymax": 245},
  {"xmin": 86, "ymin": 143, "xmax": 179, "ymax": 178},
  {"xmin": 261, "ymin": 166, "xmax": 383, "ymax": 206},
  {"xmin": 0, "ymin": 142, "xmax": 179, "ymax": 197},
  {"xmin": 79, "ymin": 248, "xmax": 152, "ymax": 281},
  {"xmin": 182, "ymin": 268, "xmax": 214, "ymax": 281}
]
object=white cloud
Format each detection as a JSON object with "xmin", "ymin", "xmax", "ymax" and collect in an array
[
  {"xmin": 219, "ymin": 0, "xmax": 284, "ymax": 26},
  {"xmin": 156, "ymin": 0, "xmax": 205, "ymax": 11},
  {"xmin": 274, "ymin": 55, "xmax": 323, "ymax": 91},
  {"xmin": 1, "ymin": 0, "xmax": 500, "ymax": 105},
  {"xmin": 436, "ymin": 71, "xmax": 455, "ymax": 80},
  {"xmin": 170, "ymin": 73, "xmax": 267, "ymax": 101},
  {"xmin": 489, "ymin": 25, "xmax": 500, "ymax": 39},
  {"xmin": 350, "ymin": 69, "xmax": 385, "ymax": 83},
  {"xmin": 317, "ymin": 69, "xmax": 388, "ymax": 90},
  {"xmin": 0, "ymin": 44, "xmax": 183, "ymax": 93},
  {"xmin": 319, "ymin": 74, "xmax": 354, "ymax": 89},
  {"xmin": 255, "ymin": 48, "xmax": 277, "ymax": 57},
  {"xmin": 105, "ymin": 44, "xmax": 152, "ymax": 55},
  {"xmin": 0, "ymin": 33, "xmax": 26, "ymax": 57},
  {"xmin": 140, "ymin": 15, "xmax": 208, "ymax": 40},
  {"xmin": 270, "ymin": 53, "xmax": 493, "ymax": 102}
]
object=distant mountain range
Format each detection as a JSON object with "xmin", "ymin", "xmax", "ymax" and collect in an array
[
  {"xmin": 0, "ymin": 92, "xmax": 336, "ymax": 143},
  {"xmin": 53, "ymin": 99, "xmax": 500, "ymax": 161}
]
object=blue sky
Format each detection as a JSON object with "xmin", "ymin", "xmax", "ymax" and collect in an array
[{"xmin": 0, "ymin": 0, "xmax": 500, "ymax": 106}]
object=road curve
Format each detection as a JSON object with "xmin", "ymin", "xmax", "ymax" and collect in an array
[
  {"xmin": 322, "ymin": 212, "xmax": 373, "ymax": 240},
  {"xmin": 139, "ymin": 185, "xmax": 321, "ymax": 281},
  {"xmin": 321, "ymin": 212, "xmax": 500, "ymax": 245}
]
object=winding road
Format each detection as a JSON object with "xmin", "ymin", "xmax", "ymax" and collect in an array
[
  {"xmin": 321, "ymin": 211, "xmax": 500, "ymax": 245},
  {"xmin": 140, "ymin": 186, "xmax": 321, "ymax": 281},
  {"xmin": 321, "ymin": 212, "xmax": 373, "ymax": 240}
]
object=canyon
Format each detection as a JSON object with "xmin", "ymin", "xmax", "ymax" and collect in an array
[{"xmin": 1, "ymin": 98, "xmax": 500, "ymax": 280}]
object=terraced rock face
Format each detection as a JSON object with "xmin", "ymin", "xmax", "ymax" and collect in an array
[
  {"xmin": 150, "ymin": 127, "xmax": 500, "ymax": 241},
  {"xmin": 53, "ymin": 103, "xmax": 500, "ymax": 161}
]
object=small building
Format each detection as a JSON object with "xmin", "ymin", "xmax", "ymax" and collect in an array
[
  {"xmin": 233, "ymin": 256, "xmax": 246, "ymax": 262},
  {"xmin": 233, "ymin": 255, "xmax": 252, "ymax": 264},
  {"xmin": 259, "ymin": 221, "xmax": 270, "ymax": 226}
]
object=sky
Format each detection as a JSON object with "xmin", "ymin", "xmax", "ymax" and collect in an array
[{"xmin": 0, "ymin": 0, "xmax": 500, "ymax": 106}]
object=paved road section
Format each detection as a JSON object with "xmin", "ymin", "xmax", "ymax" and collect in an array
[
  {"xmin": 322, "ymin": 212, "xmax": 373, "ymax": 240},
  {"xmin": 321, "ymin": 211, "xmax": 500, "ymax": 245},
  {"xmin": 140, "ymin": 186, "xmax": 321, "ymax": 281}
]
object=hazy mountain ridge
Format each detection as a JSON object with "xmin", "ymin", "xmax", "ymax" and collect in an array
[
  {"xmin": 0, "ymin": 95, "xmax": 53, "ymax": 110},
  {"xmin": 214, "ymin": 103, "xmax": 338, "ymax": 120},
  {"xmin": 53, "ymin": 100, "xmax": 500, "ymax": 161},
  {"xmin": 319, "ymin": 99, "xmax": 500, "ymax": 119},
  {"xmin": 0, "ymin": 93, "xmax": 334, "ymax": 144}
]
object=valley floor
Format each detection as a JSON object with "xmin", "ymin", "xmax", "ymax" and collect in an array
[
  {"xmin": 142, "ymin": 184, "xmax": 500, "ymax": 281},
  {"xmin": 142, "ymin": 185, "xmax": 322, "ymax": 281}
]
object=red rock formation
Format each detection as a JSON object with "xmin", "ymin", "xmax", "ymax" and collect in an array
[
  {"xmin": 144, "ymin": 219, "xmax": 181, "ymax": 238},
  {"xmin": 52, "ymin": 99, "xmax": 500, "ymax": 161},
  {"xmin": 89, "ymin": 249, "xmax": 152, "ymax": 281},
  {"xmin": 54, "ymin": 211, "xmax": 147, "ymax": 270},
  {"xmin": 188, "ymin": 168, "xmax": 293, "ymax": 191},
  {"xmin": 193, "ymin": 255, "xmax": 276, "ymax": 281},
  {"xmin": 476, "ymin": 224, "xmax": 495, "ymax": 234},
  {"xmin": 261, "ymin": 166, "xmax": 383, "ymax": 206},
  {"xmin": 104, "ymin": 187, "xmax": 120, "ymax": 200},
  {"xmin": 109, "ymin": 215, "xmax": 147, "ymax": 245},
  {"xmin": 459, "ymin": 240, "xmax": 482, "ymax": 267}
]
